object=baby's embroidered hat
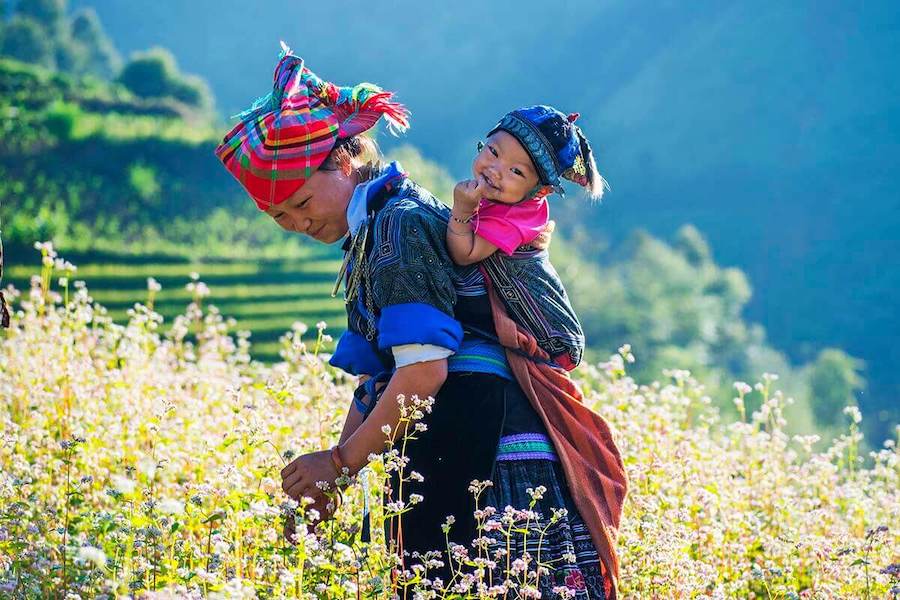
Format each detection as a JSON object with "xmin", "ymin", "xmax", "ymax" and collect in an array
[
  {"xmin": 487, "ymin": 104, "xmax": 606, "ymax": 199},
  {"xmin": 215, "ymin": 42, "xmax": 410, "ymax": 210}
]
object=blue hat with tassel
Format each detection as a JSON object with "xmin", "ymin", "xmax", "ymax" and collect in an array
[{"xmin": 487, "ymin": 105, "xmax": 607, "ymax": 199}]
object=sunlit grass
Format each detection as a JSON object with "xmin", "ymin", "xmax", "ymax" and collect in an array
[{"xmin": 71, "ymin": 112, "xmax": 220, "ymax": 144}]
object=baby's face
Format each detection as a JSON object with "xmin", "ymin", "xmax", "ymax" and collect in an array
[{"xmin": 472, "ymin": 130, "xmax": 540, "ymax": 204}]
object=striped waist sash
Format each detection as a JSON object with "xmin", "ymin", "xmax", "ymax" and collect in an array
[{"xmin": 496, "ymin": 433, "xmax": 559, "ymax": 462}]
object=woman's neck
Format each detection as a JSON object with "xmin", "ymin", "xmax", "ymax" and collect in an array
[{"xmin": 355, "ymin": 161, "xmax": 378, "ymax": 184}]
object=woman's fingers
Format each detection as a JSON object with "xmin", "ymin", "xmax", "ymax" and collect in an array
[
  {"xmin": 285, "ymin": 479, "xmax": 311, "ymax": 502},
  {"xmin": 282, "ymin": 466, "xmax": 304, "ymax": 497},
  {"xmin": 285, "ymin": 484, "xmax": 304, "ymax": 502}
]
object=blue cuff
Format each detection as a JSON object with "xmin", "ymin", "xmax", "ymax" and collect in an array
[
  {"xmin": 329, "ymin": 330, "xmax": 386, "ymax": 376},
  {"xmin": 377, "ymin": 303, "xmax": 464, "ymax": 352}
]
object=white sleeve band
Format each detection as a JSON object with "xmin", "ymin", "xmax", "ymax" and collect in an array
[{"xmin": 392, "ymin": 343, "xmax": 454, "ymax": 368}]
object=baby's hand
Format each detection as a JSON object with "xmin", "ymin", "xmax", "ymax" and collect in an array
[{"xmin": 453, "ymin": 179, "xmax": 484, "ymax": 213}]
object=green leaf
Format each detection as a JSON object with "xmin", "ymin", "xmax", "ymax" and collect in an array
[{"xmin": 202, "ymin": 511, "xmax": 226, "ymax": 524}]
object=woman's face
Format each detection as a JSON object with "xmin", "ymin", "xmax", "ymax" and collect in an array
[
  {"xmin": 472, "ymin": 130, "xmax": 540, "ymax": 204},
  {"xmin": 263, "ymin": 167, "xmax": 359, "ymax": 244}
]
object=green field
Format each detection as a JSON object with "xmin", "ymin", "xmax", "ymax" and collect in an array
[{"xmin": 5, "ymin": 246, "xmax": 347, "ymax": 361}]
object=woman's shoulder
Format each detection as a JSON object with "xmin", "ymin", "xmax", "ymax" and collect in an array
[{"xmin": 374, "ymin": 177, "xmax": 450, "ymax": 236}]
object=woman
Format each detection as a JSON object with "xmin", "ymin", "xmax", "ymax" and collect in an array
[{"xmin": 216, "ymin": 46, "xmax": 624, "ymax": 599}]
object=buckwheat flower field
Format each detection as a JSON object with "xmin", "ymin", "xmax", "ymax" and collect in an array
[{"xmin": 1, "ymin": 248, "xmax": 898, "ymax": 599}]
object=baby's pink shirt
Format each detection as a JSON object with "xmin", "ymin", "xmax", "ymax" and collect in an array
[{"xmin": 472, "ymin": 197, "xmax": 550, "ymax": 256}]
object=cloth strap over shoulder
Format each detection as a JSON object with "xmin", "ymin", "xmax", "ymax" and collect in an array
[{"xmin": 480, "ymin": 264, "xmax": 628, "ymax": 600}]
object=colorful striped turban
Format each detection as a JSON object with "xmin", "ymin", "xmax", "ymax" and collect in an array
[{"xmin": 215, "ymin": 42, "xmax": 410, "ymax": 210}]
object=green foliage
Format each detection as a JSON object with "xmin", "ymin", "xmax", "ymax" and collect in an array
[
  {"xmin": 3, "ymin": 203, "xmax": 69, "ymax": 246},
  {"xmin": 808, "ymin": 348, "xmax": 866, "ymax": 428},
  {"xmin": 118, "ymin": 47, "xmax": 214, "ymax": 109},
  {"xmin": 0, "ymin": 58, "xmax": 225, "ymax": 257},
  {"xmin": 127, "ymin": 162, "xmax": 161, "ymax": 205},
  {"xmin": 551, "ymin": 224, "xmax": 823, "ymax": 432},
  {"xmin": 168, "ymin": 73, "xmax": 213, "ymax": 109},
  {"xmin": 386, "ymin": 145, "xmax": 455, "ymax": 205},
  {"xmin": 53, "ymin": 34, "xmax": 84, "ymax": 73},
  {"xmin": 0, "ymin": 16, "xmax": 53, "ymax": 67},
  {"xmin": 14, "ymin": 0, "xmax": 66, "ymax": 33},
  {"xmin": 674, "ymin": 224, "xmax": 712, "ymax": 267},
  {"xmin": 118, "ymin": 47, "xmax": 173, "ymax": 99},
  {"xmin": 1, "ymin": 247, "xmax": 340, "ymax": 362},
  {"xmin": 43, "ymin": 100, "xmax": 80, "ymax": 140},
  {"xmin": 1, "ymin": 0, "xmax": 120, "ymax": 81}
]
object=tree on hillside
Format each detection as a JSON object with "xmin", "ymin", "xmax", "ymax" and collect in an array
[
  {"xmin": 808, "ymin": 348, "xmax": 866, "ymax": 428},
  {"xmin": 2, "ymin": 0, "xmax": 121, "ymax": 81},
  {"xmin": 118, "ymin": 48, "xmax": 174, "ymax": 98},
  {"xmin": 387, "ymin": 145, "xmax": 455, "ymax": 205},
  {"xmin": 674, "ymin": 224, "xmax": 712, "ymax": 267},
  {"xmin": 549, "ymin": 225, "xmax": 818, "ymax": 423},
  {"xmin": 0, "ymin": 16, "xmax": 53, "ymax": 68},
  {"xmin": 118, "ymin": 47, "xmax": 213, "ymax": 109},
  {"xmin": 69, "ymin": 8, "xmax": 121, "ymax": 79},
  {"xmin": 14, "ymin": 0, "xmax": 66, "ymax": 36},
  {"xmin": 169, "ymin": 73, "xmax": 213, "ymax": 109}
]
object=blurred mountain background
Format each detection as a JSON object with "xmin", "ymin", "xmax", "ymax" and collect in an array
[{"xmin": 1, "ymin": 0, "xmax": 897, "ymax": 447}]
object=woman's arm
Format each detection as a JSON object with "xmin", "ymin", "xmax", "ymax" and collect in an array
[
  {"xmin": 281, "ymin": 359, "xmax": 448, "ymax": 502},
  {"xmin": 446, "ymin": 179, "xmax": 501, "ymax": 266},
  {"xmin": 336, "ymin": 375, "xmax": 369, "ymax": 445},
  {"xmin": 337, "ymin": 374, "xmax": 392, "ymax": 445},
  {"xmin": 340, "ymin": 358, "xmax": 448, "ymax": 472},
  {"xmin": 338, "ymin": 401, "xmax": 365, "ymax": 447}
]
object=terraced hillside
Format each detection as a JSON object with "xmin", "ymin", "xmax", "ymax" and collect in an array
[{"xmin": 4, "ymin": 245, "xmax": 346, "ymax": 362}]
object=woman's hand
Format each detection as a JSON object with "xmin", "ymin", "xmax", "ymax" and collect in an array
[
  {"xmin": 281, "ymin": 450, "xmax": 340, "ymax": 528},
  {"xmin": 453, "ymin": 179, "xmax": 484, "ymax": 214}
]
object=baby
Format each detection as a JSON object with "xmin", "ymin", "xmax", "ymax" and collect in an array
[{"xmin": 445, "ymin": 105, "xmax": 606, "ymax": 370}]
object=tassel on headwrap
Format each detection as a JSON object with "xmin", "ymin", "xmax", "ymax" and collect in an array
[{"xmin": 216, "ymin": 41, "xmax": 410, "ymax": 210}]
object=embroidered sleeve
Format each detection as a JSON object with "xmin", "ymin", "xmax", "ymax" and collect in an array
[{"xmin": 370, "ymin": 200, "xmax": 464, "ymax": 351}]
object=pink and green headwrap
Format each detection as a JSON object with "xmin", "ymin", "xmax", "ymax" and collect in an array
[{"xmin": 215, "ymin": 42, "xmax": 410, "ymax": 210}]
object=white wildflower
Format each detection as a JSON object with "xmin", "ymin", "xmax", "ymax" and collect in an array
[
  {"xmin": 158, "ymin": 498, "xmax": 185, "ymax": 515},
  {"xmin": 76, "ymin": 546, "xmax": 107, "ymax": 569}
]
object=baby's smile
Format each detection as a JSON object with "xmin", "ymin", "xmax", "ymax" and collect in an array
[{"xmin": 480, "ymin": 171, "xmax": 502, "ymax": 193}]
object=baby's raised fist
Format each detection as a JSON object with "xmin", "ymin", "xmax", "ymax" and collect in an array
[{"xmin": 453, "ymin": 179, "xmax": 483, "ymax": 211}]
